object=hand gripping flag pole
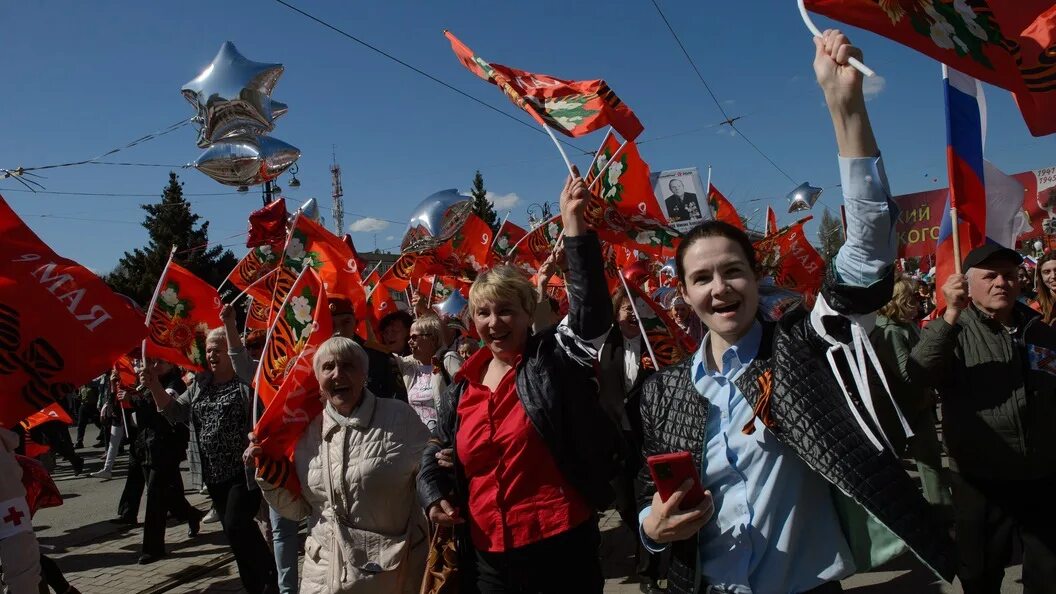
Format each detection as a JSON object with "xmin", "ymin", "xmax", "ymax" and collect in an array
[{"xmin": 797, "ymin": 0, "xmax": 875, "ymax": 78}]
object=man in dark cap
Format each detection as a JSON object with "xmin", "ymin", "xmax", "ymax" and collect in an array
[
  {"xmin": 328, "ymin": 295, "xmax": 407, "ymax": 401},
  {"xmin": 911, "ymin": 244, "xmax": 1056, "ymax": 593}
]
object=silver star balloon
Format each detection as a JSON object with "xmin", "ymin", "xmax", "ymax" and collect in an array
[
  {"xmin": 194, "ymin": 98, "xmax": 290, "ymax": 148},
  {"xmin": 192, "ymin": 134, "xmax": 300, "ymax": 186},
  {"xmin": 786, "ymin": 182, "xmax": 823, "ymax": 213},
  {"xmin": 401, "ymin": 189, "xmax": 473, "ymax": 253},
  {"xmin": 182, "ymin": 42, "xmax": 284, "ymax": 146},
  {"xmin": 433, "ymin": 291, "xmax": 468, "ymax": 319}
]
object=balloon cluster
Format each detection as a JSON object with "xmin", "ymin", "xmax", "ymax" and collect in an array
[{"xmin": 183, "ymin": 42, "xmax": 300, "ymax": 186}]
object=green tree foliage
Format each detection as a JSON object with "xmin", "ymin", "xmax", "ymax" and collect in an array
[
  {"xmin": 469, "ymin": 170, "xmax": 497, "ymax": 231},
  {"xmin": 106, "ymin": 172, "xmax": 237, "ymax": 306},
  {"xmin": 818, "ymin": 208, "xmax": 845, "ymax": 264}
]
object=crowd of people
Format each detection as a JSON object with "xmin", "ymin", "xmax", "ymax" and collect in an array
[{"xmin": 3, "ymin": 29, "xmax": 1055, "ymax": 594}]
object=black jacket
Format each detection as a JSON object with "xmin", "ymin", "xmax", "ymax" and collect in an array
[
  {"xmin": 638, "ymin": 269, "xmax": 955, "ymax": 594},
  {"xmin": 416, "ymin": 232, "xmax": 621, "ymax": 560},
  {"xmin": 131, "ymin": 371, "xmax": 189, "ymax": 467},
  {"xmin": 910, "ymin": 302, "xmax": 1056, "ymax": 480}
]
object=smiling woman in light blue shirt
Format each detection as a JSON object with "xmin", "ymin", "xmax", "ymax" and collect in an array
[{"xmin": 635, "ymin": 30, "xmax": 955, "ymax": 594}]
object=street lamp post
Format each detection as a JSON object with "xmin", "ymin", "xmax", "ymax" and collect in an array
[{"xmin": 526, "ymin": 201, "xmax": 558, "ymax": 229}]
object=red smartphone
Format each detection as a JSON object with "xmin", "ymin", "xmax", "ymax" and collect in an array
[{"xmin": 647, "ymin": 451, "xmax": 707, "ymax": 510}]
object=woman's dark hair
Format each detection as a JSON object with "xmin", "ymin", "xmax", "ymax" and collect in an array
[
  {"xmin": 675, "ymin": 221, "xmax": 758, "ymax": 283},
  {"xmin": 378, "ymin": 309, "xmax": 414, "ymax": 332}
]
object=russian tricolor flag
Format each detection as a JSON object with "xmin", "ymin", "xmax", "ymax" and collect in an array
[
  {"xmin": 933, "ymin": 66, "xmax": 1027, "ymax": 313},
  {"xmin": 934, "ymin": 66, "xmax": 987, "ymax": 312}
]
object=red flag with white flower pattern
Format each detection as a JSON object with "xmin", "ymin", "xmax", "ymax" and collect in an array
[
  {"xmin": 255, "ymin": 268, "xmax": 332, "ymax": 409},
  {"xmin": 144, "ymin": 263, "xmax": 222, "ymax": 371}
]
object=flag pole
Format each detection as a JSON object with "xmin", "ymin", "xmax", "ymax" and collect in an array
[
  {"xmin": 254, "ymin": 265, "xmax": 310, "ymax": 424},
  {"xmin": 242, "ymin": 297, "xmax": 251, "ymax": 342},
  {"xmin": 951, "ymin": 206, "xmax": 963, "ymax": 275},
  {"xmin": 228, "ymin": 267, "xmax": 279, "ymax": 305},
  {"xmin": 705, "ymin": 166, "xmax": 713, "ymax": 216},
  {"xmin": 618, "ymin": 272, "xmax": 658, "ymax": 366},
  {"xmin": 490, "ymin": 211, "xmax": 511, "ymax": 252},
  {"xmin": 797, "ymin": 0, "xmax": 876, "ymax": 78},
  {"xmin": 541, "ymin": 123, "xmax": 576, "ymax": 178},
  {"xmin": 362, "ymin": 261, "xmax": 385, "ymax": 300},
  {"xmin": 142, "ymin": 246, "xmax": 178, "ymax": 369},
  {"xmin": 136, "ymin": 244, "xmax": 177, "ymax": 441},
  {"xmin": 588, "ymin": 139, "xmax": 631, "ymax": 194}
]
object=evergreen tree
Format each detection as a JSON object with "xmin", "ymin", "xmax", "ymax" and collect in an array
[
  {"xmin": 469, "ymin": 170, "xmax": 497, "ymax": 231},
  {"xmin": 106, "ymin": 172, "xmax": 237, "ymax": 306},
  {"xmin": 818, "ymin": 208, "xmax": 845, "ymax": 264}
]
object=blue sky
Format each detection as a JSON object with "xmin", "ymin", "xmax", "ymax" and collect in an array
[{"xmin": 3, "ymin": 1, "xmax": 1054, "ymax": 272}]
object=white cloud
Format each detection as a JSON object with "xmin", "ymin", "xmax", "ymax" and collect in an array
[
  {"xmin": 385, "ymin": 235, "xmax": 396, "ymax": 241},
  {"xmin": 487, "ymin": 191, "xmax": 521, "ymax": 210},
  {"xmin": 349, "ymin": 217, "xmax": 389, "ymax": 232},
  {"xmin": 862, "ymin": 75, "xmax": 886, "ymax": 101}
]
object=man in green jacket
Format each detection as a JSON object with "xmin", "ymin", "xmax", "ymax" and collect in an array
[{"xmin": 910, "ymin": 243, "xmax": 1056, "ymax": 594}]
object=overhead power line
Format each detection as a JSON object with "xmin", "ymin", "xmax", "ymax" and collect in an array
[
  {"xmin": 272, "ymin": 0, "xmax": 591, "ymax": 156},
  {"xmin": 647, "ymin": 0, "xmax": 797, "ymax": 183}
]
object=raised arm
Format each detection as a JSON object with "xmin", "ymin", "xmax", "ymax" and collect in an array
[
  {"xmin": 814, "ymin": 30, "xmax": 896, "ymax": 301},
  {"xmin": 560, "ymin": 168, "xmax": 613, "ymax": 342},
  {"xmin": 908, "ymin": 274, "xmax": 969, "ymax": 387},
  {"xmin": 140, "ymin": 361, "xmax": 192, "ymax": 423},
  {"xmin": 221, "ymin": 304, "xmax": 255, "ymax": 383}
]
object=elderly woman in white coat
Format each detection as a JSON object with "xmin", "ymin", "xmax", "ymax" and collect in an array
[
  {"xmin": 248, "ymin": 336, "xmax": 430, "ymax": 594},
  {"xmin": 396, "ymin": 315, "xmax": 462, "ymax": 431}
]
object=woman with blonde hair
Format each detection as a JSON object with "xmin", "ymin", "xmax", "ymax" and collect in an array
[
  {"xmin": 249, "ymin": 336, "xmax": 430, "ymax": 593},
  {"xmin": 418, "ymin": 171, "xmax": 620, "ymax": 593},
  {"xmin": 397, "ymin": 315, "xmax": 462, "ymax": 430},
  {"xmin": 870, "ymin": 277, "xmax": 952, "ymax": 512}
]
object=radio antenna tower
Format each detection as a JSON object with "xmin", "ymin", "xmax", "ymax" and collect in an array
[{"xmin": 330, "ymin": 146, "xmax": 344, "ymax": 235}]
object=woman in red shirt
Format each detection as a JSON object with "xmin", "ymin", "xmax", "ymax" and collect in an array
[{"xmin": 417, "ymin": 171, "xmax": 620, "ymax": 593}]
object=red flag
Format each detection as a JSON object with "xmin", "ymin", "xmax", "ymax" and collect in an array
[
  {"xmin": 247, "ymin": 198, "xmax": 288, "ymax": 248},
  {"xmin": 707, "ymin": 184, "xmax": 745, "ymax": 231},
  {"xmin": 20, "ymin": 403, "xmax": 74, "ymax": 431},
  {"xmin": 254, "ymin": 270, "xmax": 332, "ymax": 494},
  {"xmin": 601, "ymin": 243, "xmax": 641, "ymax": 292},
  {"xmin": 542, "ymin": 276, "xmax": 569, "ymax": 319},
  {"xmin": 379, "ymin": 253, "xmax": 419, "ymax": 292},
  {"xmin": 803, "ymin": 0, "xmax": 1056, "ymax": 136},
  {"xmin": 242, "ymin": 268, "xmax": 281, "ymax": 331},
  {"xmin": 226, "ymin": 244, "xmax": 282, "ymax": 293},
  {"xmin": 510, "ymin": 216, "xmax": 564, "ymax": 275},
  {"xmin": 622, "ymin": 280, "xmax": 698, "ymax": 368},
  {"xmin": 492, "ymin": 220, "xmax": 528, "ymax": 262},
  {"xmin": 145, "ymin": 263, "xmax": 222, "ymax": 371},
  {"xmin": 584, "ymin": 134, "xmax": 679, "ymax": 257},
  {"xmin": 754, "ymin": 222, "xmax": 825, "ymax": 303},
  {"xmin": 17, "ymin": 455, "xmax": 63, "ymax": 516},
  {"xmin": 113, "ymin": 353, "xmax": 140, "ymax": 391},
  {"xmin": 277, "ymin": 215, "xmax": 367, "ymax": 326},
  {"xmin": 0, "ymin": 195, "xmax": 146, "ymax": 428},
  {"xmin": 369, "ymin": 285, "xmax": 399, "ymax": 322},
  {"xmin": 341, "ymin": 234, "xmax": 370, "ymax": 278},
  {"xmin": 256, "ymin": 268, "xmax": 333, "ymax": 409},
  {"xmin": 588, "ymin": 133, "xmax": 666, "ymax": 220},
  {"xmin": 445, "ymin": 31, "xmax": 644, "ymax": 140},
  {"xmin": 765, "ymin": 206, "xmax": 778, "ymax": 237},
  {"xmin": 434, "ymin": 213, "xmax": 496, "ymax": 279}
]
